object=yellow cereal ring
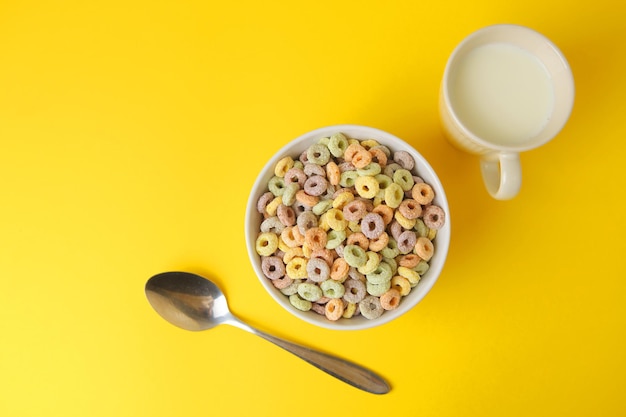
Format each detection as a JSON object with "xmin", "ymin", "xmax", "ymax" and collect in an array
[
  {"xmin": 255, "ymin": 232, "xmax": 278, "ymax": 256},
  {"xmin": 265, "ymin": 196, "xmax": 282, "ymax": 216},
  {"xmin": 394, "ymin": 210, "xmax": 417, "ymax": 230},
  {"xmin": 360, "ymin": 139, "xmax": 380, "ymax": 150},
  {"xmin": 397, "ymin": 266, "xmax": 420, "ymax": 285},
  {"xmin": 283, "ymin": 246, "xmax": 304, "ymax": 264},
  {"xmin": 347, "ymin": 220, "xmax": 361, "ymax": 233},
  {"xmin": 427, "ymin": 228, "xmax": 437, "ymax": 241},
  {"xmin": 325, "ymin": 208, "xmax": 348, "ymax": 231},
  {"xmin": 302, "ymin": 242, "xmax": 312, "ymax": 258},
  {"xmin": 286, "ymin": 257, "xmax": 308, "ymax": 279},
  {"xmin": 414, "ymin": 236, "xmax": 434, "ymax": 261},
  {"xmin": 357, "ymin": 251, "xmax": 381, "ymax": 274},
  {"xmin": 342, "ymin": 302, "xmax": 357, "ymax": 318},
  {"xmin": 332, "ymin": 191, "xmax": 355, "ymax": 209},
  {"xmin": 277, "ymin": 236, "xmax": 290, "ymax": 253},
  {"xmin": 384, "ymin": 183, "xmax": 404, "ymax": 208},
  {"xmin": 354, "ymin": 176, "xmax": 379, "ymax": 199},
  {"xmin": 274, "ymin": 156, "xmax": 294, "ymax": 177},
  {"xmin": 391, "ymin": 275, "xmax": 411, "ymax": 296}
]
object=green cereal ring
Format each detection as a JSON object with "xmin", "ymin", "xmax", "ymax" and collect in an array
[
  {"xmin": 282, "ymin": 183, "xmax": 299, "ymax": 206},
  {"xmin": 375, "ymin": 174, "xmax": 393, "ymax": 191},
  {"xmin": 325, "ymin": 229, "xmax": 346, "ymax": 250},
  {"xmin": 328, "ymin": 132, "xmax": 349, "ymax": 157},
  {"xmin": 414, "ymin": 218, "xmax": 429, "ymax": 238},
  {"xmin": 339, "ymin": 170, "xmax": 359, "ymax": 188},
  {"xmin": 320, "ymin": 279, "xmax": 345, "ymax": 299},
  {"xmin": 312, "ymin": 199, "xmax": 333, "ymax": 216},
  {"xmin": 293, "ymin": 160, "xmax": 304, "ymax": 170},
  {"xmin": 255, "ymin": 232, "xmax": 278, "ymax": 256},
  {"xmin": 366, "ymin": 279, "xmax": 391, "ymax": 296},
  {"xmin": 382, "ymin": 257, "xmax": 398, "ymax": 276},
  {"xmin": 318, "ymin": 136, "xmax": 331, "ymax": 146},
  {"xmin": 357, "ymin": 251, "xmax": 381, "ymax": 274},
  {"xmin": 306, "ymin": 143, "xmax": 331, "ymax": 165},
  {"xmin": 343, "ymin": 244, "xmax": 367, "ymax": 267},
  {"xmin": 297, "ymin": 282, "xmax": 323, "ymax": 302},
  {"xmin": 356, "ymin": 162, "xmax": 381, "ymax": 177},
  {"xmin": 393, "ymin": 169, "xmax": 415, "ymax": 191},
  {"xmin": 380, "ymin": 237, "xmax": 400, "ymax": 259},
  {"xmin": 414, "ymin": 260, "xmax": 430, "ymax": 276},
  {"xmin": 383, "ymin": 162, "xmax": 402, "ymax": 178},
  {"xmin": 366, "ymin": 261, "xmax": 393, "ymax": 284},
  {"xmin": 359, "ymin": 295, "xmax": 384, "ymax": 319},
  {"xmin": 268, "ymin": 176, "xmax": 286, "ymax": 196},
  {"xmin": 289, "ymin": 294, "xmax": 312, "ymax": 311},
  {"xmin": 384, "ymin": 183, "xmax": 404, "ymax": 208}
]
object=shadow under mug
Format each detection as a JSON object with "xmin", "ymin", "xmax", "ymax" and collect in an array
[{"xmin": 439, "ymin": 24, "xmax": 575, "ymax": 200}]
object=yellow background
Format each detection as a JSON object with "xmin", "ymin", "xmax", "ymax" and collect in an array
[{"xmin": 1, "ymin": 0, "xmax": 625, "ymax": 416}]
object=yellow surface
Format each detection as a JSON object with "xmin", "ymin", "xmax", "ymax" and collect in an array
[{"xmin": 1, "ymin": 1, "xmax": 625, "ymax": 416}]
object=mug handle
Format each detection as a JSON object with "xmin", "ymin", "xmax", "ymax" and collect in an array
[{"xmin": 480, "ymin": 152, "xmax": 521, "ymax": 200}]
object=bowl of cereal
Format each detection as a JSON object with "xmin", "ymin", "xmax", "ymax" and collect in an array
[{"xmin": 245, "ymin": 125, "xmax": 450, "ymax": 330}]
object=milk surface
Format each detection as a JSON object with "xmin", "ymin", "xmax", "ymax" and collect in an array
[{"xmin": 448, "ymin": 43, "xmax": 555, "ymax": 146}]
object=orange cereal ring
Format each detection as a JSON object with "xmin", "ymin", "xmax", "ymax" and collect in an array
[
  {"xmin": 352, "ymin": 149, "xmax": 373, "ymax": 169},
  {"xmin": 398, "ymin": 254, "xmax": 421, "ymax": 268},
  {"xmin": 326, "ymin": 161, "xmax": 341, "ymax": 186},
  {"xmin": 343, "ymin": 143, "xmax": 364, "ymax": 162},
  {"xmin": 272, "ymin": 275, "xmax": 294, "ymax": 289},
  {"xmin": 368, "ymin": 232, "xmax": 389, "ymax": 252},
  {"xmin": 324, "ymin": 298, "xmax": 345, "ymax": 321},
  {"xmin": 369, "ymin": 147, "xmax": 388, "ymax": 167},
  {"xmin": 310, "ymin": 248, "xmax": 334, "ymax": 267},
  {"xmin": 398, "ymin": 198, "xmax": 422, "ymax": 220},
  {"xmin": 304, "ymin": 227, "xmax": 328, "ymax": 251},
  {"xmin": 330, "ymin": 257, "xmax": 349, "ymax": 281},
  {"xmin": 347, "ymin": 232, "xmax": 369, "ymax": 251},
  {"xmin": 411, "ymin": 182, "xmax": 435, "ymax": 205},
  {"xmin": 372, "ymin": 204, "xmax": 394, "ymax": 225},
  {"xmin": 414, "ymin": 236, "xmax": 434, "ymax": 261},
  {"xmin": 295, "ymin": 190, "xmax": 319, "ymax": 207},
  {"xmin": 380, "ymin": 288, "xmax": 401, "ymax": 310}
]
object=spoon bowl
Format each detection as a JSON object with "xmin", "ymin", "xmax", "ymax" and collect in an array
[{"xmin": 145, "ymin": 271, "xmax": 390, "ymax": 394}]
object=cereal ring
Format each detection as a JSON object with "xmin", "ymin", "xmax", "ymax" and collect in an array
[
  {"xmin": 398, "ymin": 199, "xmax": 422, "ymax": 220},
  {"xmin": 307, "ymin": 143, "xmax": 331, "ymax": 165},
  {"xmin": 359, "ymin": 295, "xmax": 384, "ymax": 319},
  {"xmin": 286, "ymin": 257, "xmax": 308, "ymax": 279},
  {"xmin": 366, "ymin": 261, "xmax": 393, "ymax": 284},
  {"xmin": 415, "ymin": 259, "xmax": 430, "ymax": 275},
  {"xmin": 330, "ymin": 257, "xmax": 349, "ymax": 281},
  {"xmin": 394, "ymin": 210, "xmax": 416, "ymax": 230},
  {"xmin": 268, "ymin": 176, "xmax": 287, "ymax": 196},
  {"xmin": 343, "ymin": 142, "xmax": 364, "ymax": 162},
  {"xmin": 332, "ymin": 191, "xmax": 355, "ymax": 210},
  {"xmin": 414, "ymin": 218, "xmax": 429, "ymax": 238},
  {"xmin": 368, "ymin": 232, "xmax": 389, "ymax": 252},
  {"xmin": 261, "ymin": 216, "xmax": 285, "ymax": 234},
  {"xmin": 342, "ymin": 200, "xmax": 367, "ymax": 222},
  {"xmin": 310, "ymin": 303, "xmax": 325, "ymax": 315},
  {"xmin": 369, "ymin": 147, "xmax": 388, "ymax": 167},
  {"xmin": 414, "ymin": 236, "xmax": 434, "ymax": 261},
  {"xmin": 360, "ymin": 212, "xmax": 385, "ymax": 239},
  {"xmin": 411, "ymin": 182, "xmax": 435, "ymax": 205},
  {"xmin": 342, "ymin": 301, "xmax": 357, "ymax": 318},
  {"xmin": 374, "ymin": 174, "xmax": 393, "ymax": 195},
  {"xmin": 342, "ymin": 244, "xmax": 367, "ymax": 267},
  {"xmin": 354, "ymin": 176, "xmax": 379, "ymax": 199},
  {"xmin": 281, "ymin": 183, "xmax": 299, "ymax": 206},
  {"xmin": 328, "ymin": 132, "xmax": 349, "ymax": 157},
  {"xmin": 366, "ymin": 280, "xmax": 391, "ymax": 296},
  {"xmin": 356, "ymin": 162, "xmax": 381, "ymax": 177},
  {"xmin": 283, "ymin": 246, "xmax": 304, "ymax": 263},
  {"xmin": 393, "ymin": 150, "xmax": 415, "ymax": 170},
  {"xmin": 360, "ymin": 139, "xmax": 379, "ymax": 150},
  {"xmin": 320, "ymin": 279, "xmax": 345, "ymax": 299},
  {"xmin": 304, "ymin": 227, "xmax": 327, "ymax": 251},
  {"xmin": 392, "ymin": 169, "xmax": 415, "ymax": 191},
  {"xmin": 312, "ymin": 199, "xmax": 333, "ymax": 216},
  {"xmin": 423, "ymin": 204, "xmax": 445, "ymax": 230},
  {"xmin": 255, "ymin": 232, "xmax": 278, "ymax": 256},
  {"xmin": 306, "ymin": 257, "xmax": 330, "ymax": 282},
  {"xmin": 389, "ymin": 220, "xmax": 403, "ymax": 241},
  {"xmin": 357, "ymin": 251, "xmax": 381, "ymax": 275},
  {"xmin": 296, "ymin": 211, "xmax": 318, "ymax": 235},
  {"xmin": 310, "ymin": 248, "xmax": 334, "ymax": 267},
  {"xmin": 383, "ymin": 162, "xmax": 402, "ymax": 178},
  {"xmin": 372, "ymin": 204, "xmax": 394, "ymax": 225},
  {"xmin": 325, "ymin": 229, "xmax": 346, "ymax": 250},
  {"xmin": 303, "ymin": 163, "xmax": 326, "ymax": 177},
  {"xmin": 348, "ymin": 267, "xmax": 365, "ymax": 282},
  {"xmin": 277, "ymin": 204, "xmax": 296, "ymax": 226},
  {"xmin": 343, "ymin": 278, "xmax": 366, "ymax": 303},
  {"xmin": 297, "ymin": 282, "xmax": 323, "ymax": 302},
  {"xmin": 326, "ymin": 161, "xmax": 341, "ymax": 186},
  {"xmin": 383, "ymin": 256, "xmax": 397, "ymax": 275},
  {"xmin": 257, "ymin": 191, "xmax": 274, "ymax": 214},
  {"xmin": 380, "ymin": 288, "xmax": 401, "ymax": 310},
  {"xmin": 397, "ymin": 266, "xmax": 420, "ymax": 286},
  {"xmin": 295, "ymin": 190, "xmax": 319, "ymax": 207},
  {"xmin": 279, "ymin": 279, "xmax": 301, "ymax": 296},
  {"xmin": 380, "ymin": 237, "xmax": 399, "ymax": 259},
  {"xmin": 289, "ymin": 294, "xmax": 312, "ymax": 311},
  {"xmin": 284, "ymin": 167, "xmax": 307, "ymax": 187},
  {"xmin": 299, "ymin": 150, "xmax": 309, "ymax": 164},
  {"xmin": 325, "ymin": 208, "xmax": 348, "ymax": 231},
  {"xmin": 352, "ymin": 149, "xmax": 373, "ymax": 169},
  {"xmin": 324, "ymin": 298, "xmax": 345, "ymax": 321},
  {"xmin": 427, "ymin": 228, "xmax": 437, "ymax": 241},
  {"xmin": 398, "ymin": 253, "xmax": 421, "ymax": 268},
  {"xmin": 273, "ymin": 275, "xmax": 294, "ymax": 289},
  {"xmin": 397, "ymin": 230, "xmax": 417, "ymax": 254},
  {"xmin": 338, "ymin": 161, "xmax": 356, "ymax": 172},
  {"xmin": 346, "ymin": 232, "xmax": 369, "ymax": 250},
  {"xmin": 304, "ymin": 175, "xmax": 328, "ymax": 197},
  {"xmin": 347, "ymin": 221, "xmax": 361, "ymax": 233},
  {"xmin": 274, "ymin": 156, "xmax": 294, "ymax": 177},
  {"xmin": 391, "ymin": 275, "xmax": 411, "ymax": 296},
  {"xmin": 384, "ymin": 183, "xmax": 404, "ymax": 208},
  {"xmin": 339, "ymin": 170, "xmax": 359, "ymax": 188},
  {"xmin": 261, "ymin": 256, "xmax": 286, "ymax": 280}
]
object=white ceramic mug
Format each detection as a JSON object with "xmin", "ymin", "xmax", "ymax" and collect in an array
[{"xmin": 440, "ymin": 24, "xmax": 575, "ymax": 200}]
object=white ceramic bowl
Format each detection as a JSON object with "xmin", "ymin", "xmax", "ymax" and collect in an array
[{"xmin": 245, "ymin": 125, "xmax": 450, "ymax": 330}]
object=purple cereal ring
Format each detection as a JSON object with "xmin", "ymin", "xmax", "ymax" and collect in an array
[
  {"xmin": 311, "ymin": 303, "xmax": 326, "ymax": 315},
  {"xmin": 304, "ymin": 163, "xmax": 326, "ymax": 177},
  {"xmin": 261, "ymin": 256, "xmax": 286, "ymax": 280},
  {"xmin": 272, "ymin": 275, "xmax": 294, "ymax": 289},
  {"xmin": 257, "ymin": 191, "xmax": 274, "ymax": 214},
  {"xmin": 304, "ymin": 175, "xmax": 328, "ymax": 197},
  {"xmin": 389, "ymin": 220, "xmax": 403, "ymax": 241},
  {"xmin": 284, "ymin": 168, "xmax": 307, "ymax": 187},
  {"xmin": 397, "ymin": 230, "xmax": 417, "ymax": 254},
  {"xmin": 343, "ymin": 200, "xmax": 367, "ymax": 222},
  {"xmin": 292, "ymin": 200, "xmax": 309, "ymax": 217},
  {"xmin": 343, "ymin": 278, "xmax": 366, "ymax": 303},
  {"xmin": 297, "ymin": 210, "xmax": 318, "ymax": 235},
  {"xmin": 338, "ymin": 161, "xmax": 356, "ymax": 172},
  {"xmin": 299, "ymin": 150, "xmax": 309, "ymax": 164},
  {"xmin": 423, "ymin": 204, "xmax": 445, "ymax": 230},
  {"xmin": 393, "ymin": 150, "xmax": 415, "ymax": 171},
  {"xmin": 361, "ymin": 213, "xmax": 385, "ymax": 239},
  {"xmin": 348, "ymin": 267, "xmax": 365, "ymax": 282},
  {"xmin": 307, "ymin": 257, "xmax": 330, "ymax": 282},
  {"xmin": 277, "ymin": 204, "xmax": 296, "ymax": 226}
]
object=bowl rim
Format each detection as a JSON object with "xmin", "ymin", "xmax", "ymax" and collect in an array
[{"xmin": 245, "ymin": 124, "xmax": 450, "ymax": 330}]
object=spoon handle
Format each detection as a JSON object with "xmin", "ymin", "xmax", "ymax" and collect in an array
[{"xmin": 229, "ymin": 320, "xmax": 390, "ymax": 394}]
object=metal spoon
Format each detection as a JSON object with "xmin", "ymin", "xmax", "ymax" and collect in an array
[{"xmin": 145, "ymin": 271, "xmax": 390, "ymax": 394}]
